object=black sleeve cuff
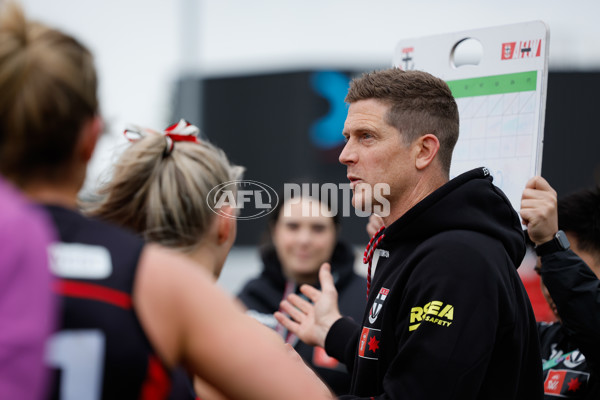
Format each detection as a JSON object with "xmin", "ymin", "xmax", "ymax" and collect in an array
[{"xmin": 324, "ymin": 316, "xmax": 360, "ymax": 365}]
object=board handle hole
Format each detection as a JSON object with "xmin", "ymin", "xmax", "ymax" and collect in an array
[{"xmin": 451, "ymin": 37, "xmax": 483, "ymax": 68}]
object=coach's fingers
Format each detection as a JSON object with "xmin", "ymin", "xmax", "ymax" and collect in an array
[
  {"xmin": 319, "ymin": 263, "xmax": 336, "ymax": 292},
  {"xmin": 274, "ymin": 310, "xmax": 300, "ymax": 330},
  {"xmin": 277, "ymin": 300, "xmax": 306, "ymax": 323},
  {"xmin": 286, "ymin": 293, "xmax": 314, "ymax": 315}
]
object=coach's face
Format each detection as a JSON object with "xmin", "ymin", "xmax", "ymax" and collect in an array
[{"xmin": 339, "ymin": 98, "xmax": 418, "ymax": 220}]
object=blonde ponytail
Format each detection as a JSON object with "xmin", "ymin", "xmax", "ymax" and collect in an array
[{"xmin": 88, "ymin": 131, "xmax": 244, "ymax": 253}]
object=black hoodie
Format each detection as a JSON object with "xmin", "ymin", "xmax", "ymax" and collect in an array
[
  {"xmin": 325, "ymin": 167, "xmax": 543, "ymax": 400},
  {"xmin": 537, "ymin": 249, "xmax": 600, "ymax": 398},
  {"xmin": 238, "ymin": 242, "xmax": 366, "ymax": 395}
]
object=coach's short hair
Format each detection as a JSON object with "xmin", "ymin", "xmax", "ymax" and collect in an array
[{"xmin": 346, "ymin": 68, "xmax": 459, "ymax": 175}]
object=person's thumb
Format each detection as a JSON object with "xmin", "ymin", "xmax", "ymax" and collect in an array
[{"xmin": 319, "ymin": 263, "xmax": 335, "ymax": 291}]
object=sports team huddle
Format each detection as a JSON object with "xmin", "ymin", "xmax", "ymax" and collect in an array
[{"xmin": 1, "ymin": 2, "xmax": 598, "ymax": 399}]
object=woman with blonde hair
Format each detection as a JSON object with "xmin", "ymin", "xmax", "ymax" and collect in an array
[
  {"xmin": 0, "ymin": 2, "xmax": 332, "ymax": 399},
  {"xmin": 88, "ymin": 119, "xmax": 245, "ymax": 399},
  {"xmin": 88, "ymin": 119, "xmax": 244, "ymax": 279}
]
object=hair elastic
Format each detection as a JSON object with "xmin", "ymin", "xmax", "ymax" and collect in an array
[
  {"xmin": 163, "ymin": 135, "xmax": 175, "ymax": 157},
  {"xmin": 123, "ymin": 119, "xmax": 201, "ymax": 158}
]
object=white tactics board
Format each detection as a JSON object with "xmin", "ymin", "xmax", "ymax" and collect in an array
[{"xmin": 393, "ymin": 21, "xmax": 550, "ymax": 213}]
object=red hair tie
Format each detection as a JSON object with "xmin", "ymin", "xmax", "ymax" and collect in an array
[{"xmin": 123, "ymin": 118, "xmax": 201, "ymax": 157}]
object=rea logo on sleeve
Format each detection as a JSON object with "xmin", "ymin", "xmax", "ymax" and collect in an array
[
  {"xmin": 409, "ymin": 300, "xmax": 454, "ymax": 332},
  {"xmin": 544, "ymin": 369, "xmax": 589, "ymax": 396}
]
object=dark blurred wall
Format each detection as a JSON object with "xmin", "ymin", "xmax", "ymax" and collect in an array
[{"xmin": 541, "ymin": 71, "xmax": 600, "ymax": 196}]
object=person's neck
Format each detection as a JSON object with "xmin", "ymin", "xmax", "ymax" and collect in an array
[
  {"xmin": 21, "ymin": 162, "xmax": 87, "ymax": 209},
  {"xmin": 287, "ymin": 271, "xmax": 319, "ymax": 287},
  {"xmin": 382, "ymin": 169, "xmax": 448, "ymax": 227},
  {"xmin": 187, "ymin": 244, "xmax": 223, "ymax": 281},
  {"xmin": 23, "ymin": 182, "xmax": 81, "ymax": 209}
]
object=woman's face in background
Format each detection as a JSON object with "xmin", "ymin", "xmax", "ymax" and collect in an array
[{"xmin": 272, "ymin": 197, "xmax": 337, "ymax": 286}]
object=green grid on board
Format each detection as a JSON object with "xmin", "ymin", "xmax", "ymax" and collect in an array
[{"xmin": 447, "ymin": 71, "xmax": 537, "ymax": 98}]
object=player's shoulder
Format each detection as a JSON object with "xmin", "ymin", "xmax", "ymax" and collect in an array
[
  {"xmin": 427, "ymin": 230, "xmax": 498, "ymax": 257},
  {"xmin": 414, "ymin": 230, "xmax": 504, "ymax": 278},
  {"xmin": 137, "ymin": 244, "xmax": 215, "ymax": 290},
  {"xmin": 46, "ymin": 204, "xmax": 142, "ymax": 247}
]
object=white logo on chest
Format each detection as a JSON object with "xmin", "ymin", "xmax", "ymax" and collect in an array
[{"xmin": 368, "ymin": 288, "xmax": 390, "ymax": 324}]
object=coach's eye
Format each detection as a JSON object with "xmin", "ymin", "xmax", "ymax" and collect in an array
[{"xmin": 361, "ymin": 133, "xmax": 374, "ymax": 141}]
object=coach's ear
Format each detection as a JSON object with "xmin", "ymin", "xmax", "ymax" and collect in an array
[{"xmin": 414, "ymin": 134, "xmax": 440, "ymax": 170}]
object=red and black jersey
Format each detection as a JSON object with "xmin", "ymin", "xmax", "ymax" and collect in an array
[{"xmin": 44, "ymin": 205, "xmax": 171, "ymax": 400}]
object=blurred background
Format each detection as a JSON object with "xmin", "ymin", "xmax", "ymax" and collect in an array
[{"xmin": 21, "ymin": 0, "xmax": 600, "ymax": 318}]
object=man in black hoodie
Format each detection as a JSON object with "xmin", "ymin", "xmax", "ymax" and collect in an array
[
  {"xmin": 521, "ymin": 177, "xmax": 600, "ymax": 398},
  {"xmin": 275, "ymin": 68, "xmax": 543, "ymax": 399}
]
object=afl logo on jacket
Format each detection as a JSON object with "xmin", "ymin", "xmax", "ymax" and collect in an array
[{"xmin": 368, "ymin": 287, "xmax": 389, "ymax": 324}]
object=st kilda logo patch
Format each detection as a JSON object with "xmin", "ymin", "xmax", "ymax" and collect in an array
[{"xmin": 368, "ymin": 287, "xmax": 389, "ymax": 324}]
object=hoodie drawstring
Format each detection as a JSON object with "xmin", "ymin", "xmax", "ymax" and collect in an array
[{"xmin": 363, "ymin": 226, "xmax": 385, "ymax": 300}]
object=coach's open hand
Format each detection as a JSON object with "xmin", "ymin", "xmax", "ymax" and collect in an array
[{"xmin": 275, "ymin": 263, "xmax": 342, "ymax": 348}]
